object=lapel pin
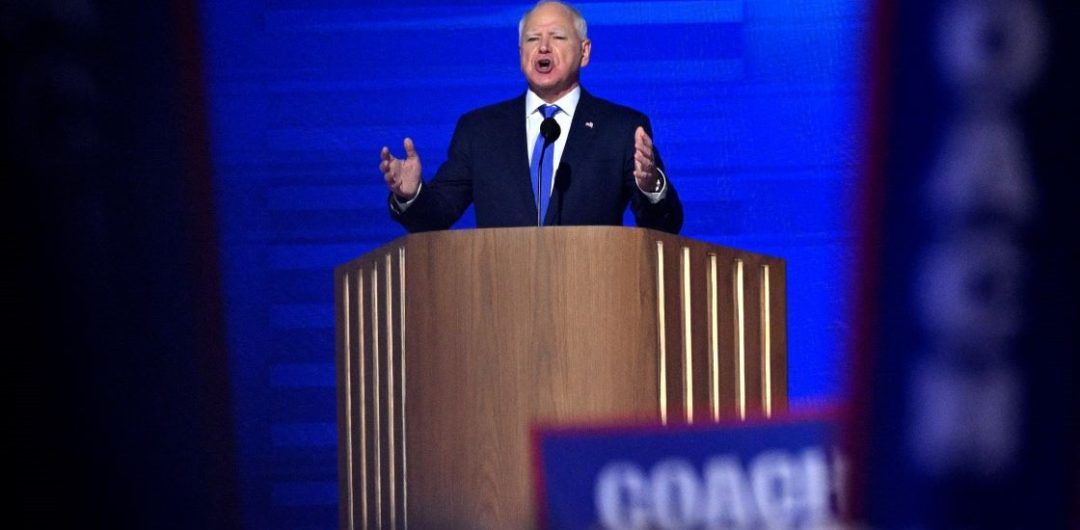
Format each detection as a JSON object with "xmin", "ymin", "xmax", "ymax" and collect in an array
[{"xmin": 585, "ymin": 121, "xmax": 594, "ymax": 129}]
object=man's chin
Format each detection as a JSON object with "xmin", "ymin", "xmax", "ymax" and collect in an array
[
  {"xmin": 528, "ymin": 79, "xmax": 575, "ymax": 99},
  {"xmin": 528, "ymin": 75, "xmax": 559, "ymax": 88}
]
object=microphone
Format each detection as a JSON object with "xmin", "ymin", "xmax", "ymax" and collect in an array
[
  {"xmin": 540, "ymin": 116, "xmax": 561, "ymax": 144},
  {"xmin": 536, "ymin": 116, "xmax": 561, "ymax": 226}
]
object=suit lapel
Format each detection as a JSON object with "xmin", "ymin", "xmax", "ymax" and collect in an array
[
  {"xmin": 544, "ymin": 89, "xmax": 599, "ymax": 225},
  {"xmin": 501, "ymin": 94, "xmax": 538, "ymax": 221}
]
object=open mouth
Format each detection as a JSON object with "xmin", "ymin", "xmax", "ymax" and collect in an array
[{"xmin": 535, "ymin": 58, "xmax": 554, "ymax": 74}]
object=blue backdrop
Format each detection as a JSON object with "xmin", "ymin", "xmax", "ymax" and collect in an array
[{"xmin": 201, "ymin": 1, "xmax": 868, "ymax": 527}]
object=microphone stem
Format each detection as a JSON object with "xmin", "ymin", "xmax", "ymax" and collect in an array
[{"xmin": 537, "ymin": 141, "xmax": 547, "ymax": 226}]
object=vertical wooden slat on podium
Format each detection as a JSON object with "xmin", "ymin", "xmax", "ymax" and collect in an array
[
  {"xmin": 709, "ymin": 251, "xmax": 737, "ymax": 419},
  {"xmin": 658, "ymin": 240, "xmax": 684, "ymax": 424},
  {"xmin": 393, "ymin": 247, "xmax": 408, "ymax": 530},
  {"xmin": 653, "ymin": 240, "xmax": 670, "ymax": 424},
  {"xmin": 766, "ymin": 261, "xmax": 789, "ymax": 413},
  {"xmin": 686, "ymin": 244, "xmax": 711, "ymax": 424},
  {"xmin": 741, "ymin": 256, "xmax": 765, "ymax": 417},
  {"xmin": 366, "ymin": 264, "xmax": 382, "ymax": 529},
  {"xmin": 731, "ymin": 257, "xmax": 748, "ymax": 419},
  {"xmin": 352, "ymin": 271, "xmax": 367, "ymax": 529},
  {"xmin": 382, "ymin": 254, "xmax": 395, "ymax": 530},
  {"xmin": 758, "ymin": 262, "xmax": 775, "ymax": 417},
  {"xmin": 336, "ymin": 272, "xmax": 354, "ymax": 530},
  {"xmin": 676, "ymin": 244, "xmax": 694, "ymax": 424},
  {"xmin": 385, "ymin": 249, "xmax": 406, "ymax": 530}
]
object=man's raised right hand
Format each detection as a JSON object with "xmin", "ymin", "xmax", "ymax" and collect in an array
[{"xmin": 380, "ymin": 137, "xmax": 422, "ymax": 200}]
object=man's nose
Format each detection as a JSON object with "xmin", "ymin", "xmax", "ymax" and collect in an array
[{"xmin": 539, "ymin": 36, "xmax": 551, "ymax": 52}]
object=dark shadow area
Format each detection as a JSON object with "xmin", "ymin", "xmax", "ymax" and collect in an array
[{"xmin": 9, "ymin": 2, "xmax": 239, "ymax": 528}]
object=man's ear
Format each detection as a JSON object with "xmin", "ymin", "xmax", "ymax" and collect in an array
[{"xmin": 580, "ymin": 39, "xmax": 592, "ymax": 67}]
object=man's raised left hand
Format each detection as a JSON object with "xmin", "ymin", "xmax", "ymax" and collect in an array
[{"xmin": 633, "ymin": 126, "xmax": 662, "ymax": 193}]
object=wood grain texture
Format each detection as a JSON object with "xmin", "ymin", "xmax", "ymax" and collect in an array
[
  {"xmin": 334, "ymin": 227, "xmax": 788, "ymax": 529},
  {"xmin": 768, "ymin": 260, "xmax": 789, "ymax": 412}
]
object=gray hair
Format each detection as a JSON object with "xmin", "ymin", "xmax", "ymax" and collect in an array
[{"xmin": 518, "ymin": 1, "xmax": 588, "ymax": 44}]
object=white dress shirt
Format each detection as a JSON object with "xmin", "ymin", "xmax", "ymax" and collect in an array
[{"xmin": 525, "ymin": 87, "xmax": 578, "ymax": 194}]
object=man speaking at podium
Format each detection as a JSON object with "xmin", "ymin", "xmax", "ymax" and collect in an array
[{"xmin": 379, "ymin": 0, "xmax": 683, "ymax": 234}]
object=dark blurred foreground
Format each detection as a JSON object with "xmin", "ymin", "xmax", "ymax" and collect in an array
[
  {"xmin": 849, "ymin": 0, "xmax": 1079, "ymax": 528},
  {"xmin": 9, "ymin": 1, "xmax": 238, "ymax": 528}
]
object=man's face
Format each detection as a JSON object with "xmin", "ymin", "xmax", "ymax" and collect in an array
[{"xmin": 519, "ymin": 3, "xmax": 591, "ymax": 102}]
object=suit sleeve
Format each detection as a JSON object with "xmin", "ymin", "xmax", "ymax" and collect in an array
[
  {"xmin": 627, "ymin": 116, "xmax": 684, "ymax": 234},
  {"xmin": 389, "ymin": 116, "xmax": 475, "ymax": 232}
]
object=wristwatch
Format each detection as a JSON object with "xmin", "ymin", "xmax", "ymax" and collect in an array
[{"xmin": 652, "ymin": 171, "xmax": 665, "ymax": 193}]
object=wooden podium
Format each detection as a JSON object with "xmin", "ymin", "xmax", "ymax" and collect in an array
[{"xmin": 334, "ymin": 227, "xmax": 787, "ymax": 529}]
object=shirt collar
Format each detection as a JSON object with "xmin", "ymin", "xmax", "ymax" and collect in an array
[{"xmin": 525, "ymin": 85, "xmax": 581, "ymax": 119}]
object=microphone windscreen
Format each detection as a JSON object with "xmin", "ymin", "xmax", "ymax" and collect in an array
[{"xmin": 540, "ymin": 117, "xmax": 561, "ymax": 143}]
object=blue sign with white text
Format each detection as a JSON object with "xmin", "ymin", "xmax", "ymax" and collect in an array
[{"xmin": 534, "ymin": 417, "xmax": 844, "ymax": 529}]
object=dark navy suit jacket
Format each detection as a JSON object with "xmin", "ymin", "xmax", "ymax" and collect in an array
[{"xmin": 390, "ymin": 89, "xmax": 683, "ymax": 234}]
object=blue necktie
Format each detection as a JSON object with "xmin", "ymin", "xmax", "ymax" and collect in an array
[{"xmin": 530, "ymin": 104, "xmax": 559, "ymax": 225}]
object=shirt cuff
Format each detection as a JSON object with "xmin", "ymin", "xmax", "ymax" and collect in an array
[
  {"xmin": 390, "ymin": 182, "xmax": 422, "ymax": 213},
  {"xmin": 639, "ymin": 168, "xmax": 669, "ymax": 204}
]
